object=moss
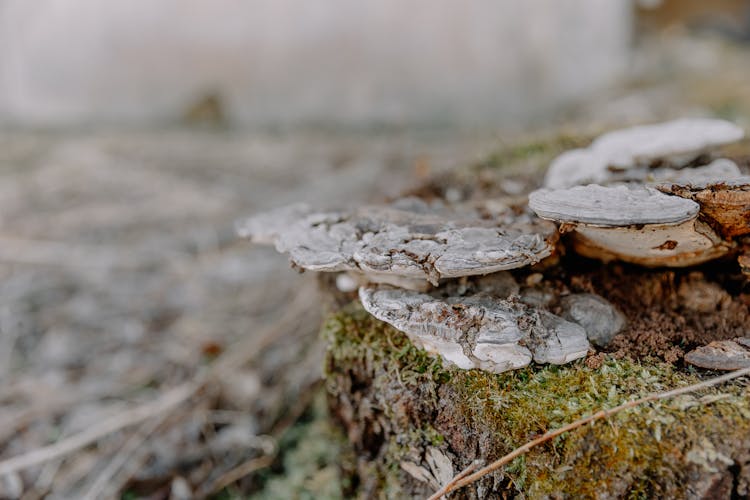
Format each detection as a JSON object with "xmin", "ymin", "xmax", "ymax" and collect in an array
[
  {"xmin": 474, "ymin": 134, "xmax": 589, "ymax": 173},
  {"xmin": 248, "ymin": 391, "xmax": 347, "ymax": 500},
  {"xmin": 324, "ymin": 306, "xmax": 750, "ymax": 498}
]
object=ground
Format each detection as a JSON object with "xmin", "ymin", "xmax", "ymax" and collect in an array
[{"xmin": 0, "ymin": 127, "xmax": 492, "ymax": 498}]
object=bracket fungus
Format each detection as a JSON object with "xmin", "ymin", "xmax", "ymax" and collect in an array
[
  {"xmin": 358, "ymin": 276, "xmax": 589, "ymax": 374},
  {"xmin": 238, "ymin": 198, "xmax": 557, "ymax": 287},
  {"xmin": 532, "ymin": 118, "xmax": 748, "ymax": 269},
  {"xmin": 543, "ymin": 118, "xmax": 745, "ymax": 189},
  {"xmin": 528, "ymin": 184, "xmax": 731, "ymax": 267},
  {"xmin": 239, "ymin": 117, "xmax": 748, "ymax": 376}
]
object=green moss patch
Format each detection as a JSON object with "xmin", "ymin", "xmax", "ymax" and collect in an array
[{"xmin": 324, "ymin": 306, "xmax": 750, "ymax": 498}]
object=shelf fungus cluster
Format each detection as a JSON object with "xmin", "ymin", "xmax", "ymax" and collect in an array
[
  {"xmin": 238, "ymin": 198, "xmax": 601, "ymax": 373},
  {"xmin": 530, "ymin": 118, "xmax": 749, "ymax": 269},
  {"xmin": 239, "ymin": 118, "xmax": 748, "ymax": 374}
]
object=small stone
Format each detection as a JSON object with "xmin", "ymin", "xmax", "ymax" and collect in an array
[
  {"xmin": 170, "ymin": 477, "xmax": 193, "ymax": 500},
  {"xmin": 335, "ymin": 273, "xmax": 359, "ymax": 292},
  {"xmin": 525, "ymin": 273, "xmax": 543, "ymax": 286},
  {"xmin": 739, "ymin": 254, "xmax": 750, "ymax": 275},
  {"xmin": 678, "ymin": 276, "xmax": 728, "ymax": 313},
  {"xmin": 559, "ymin": 293, "xmax": 626, "ymax": 347},
  {"xmin": 529, "ymin": 311, "xmax": 591, "ymax": 364},
  {"xmin": 520, "ymin": 286, "xmax": 555, "ymax": 308},
  {"xmin": 684, "ymin": 339, "xmax": 750, "ymax": 371}
]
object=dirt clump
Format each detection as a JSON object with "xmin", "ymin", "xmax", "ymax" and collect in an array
[{"xmin": 550, "ymin": 257, "xmax": 750, "ymax": 363}]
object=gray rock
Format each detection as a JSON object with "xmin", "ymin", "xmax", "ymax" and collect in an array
[
  {"xmin": 559, "ymin": 293, "xmax": 626, "ymax": 347},
  {"xmin": 529, "ymin": 310, "xmax": 591, "ymax": 364}
]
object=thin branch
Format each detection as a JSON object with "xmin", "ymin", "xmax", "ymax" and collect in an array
[
  {"xmin": 207, "ymin": 456, "xmax": 276, "ymax": 494},
  {"xmin": 428, "ymin": 366, "xmax": 750, "ymax": 500}
]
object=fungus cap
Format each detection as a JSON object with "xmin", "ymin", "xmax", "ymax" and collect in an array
[
  {"xmin": 528, "ymin": 185, "xmax": 730, "ymax": 267},
  {"xmin": 240, "ymin": 199, "xmax": 558, "ymax": 286}
]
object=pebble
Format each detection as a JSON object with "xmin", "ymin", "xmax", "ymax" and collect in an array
[
  {"xmin": 684, "ymin": 338, "xmax": 750, "ymax": 371},
  {"xmin": 559, "ymin": 293, "xmax": 626, "ymax": 347}
]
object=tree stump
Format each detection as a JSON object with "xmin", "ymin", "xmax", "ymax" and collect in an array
[{"xmin": 318, "ymin": 134, "xmax": 750, "ymax": 499}]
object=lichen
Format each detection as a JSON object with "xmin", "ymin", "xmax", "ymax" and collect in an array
[{"xmin": 324, "ymin": 305, "xmax": 750, "ymax": 498}]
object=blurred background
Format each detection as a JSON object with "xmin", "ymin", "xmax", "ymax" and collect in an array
[{"xmin": 1, "ymin": 1, "xmax": 750, "ymax": 498}]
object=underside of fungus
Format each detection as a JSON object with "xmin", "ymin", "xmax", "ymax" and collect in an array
[{"xmin": 528, "ymin": 184, "xmax": 732, "ymax": 267}]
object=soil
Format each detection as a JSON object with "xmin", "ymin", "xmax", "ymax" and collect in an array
[
  {"xmin": 535, "ymin": 253, "xmax": 750, "ymax": 364},
  {"xmin": 412, "ymin": 149, "xmax": 750, "ymax": 367}
]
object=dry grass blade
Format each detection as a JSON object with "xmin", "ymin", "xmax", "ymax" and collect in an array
[
  {"xmin": 78, "ymin": 411, "xmax": 170, "ymax": 500},
  {"xmin": 0, "ymin": 383, "xmax": 198, "ymax": 476},
  {"xmin": 428, "ymin": 366, "xmax": 750, "ymax": 500}
]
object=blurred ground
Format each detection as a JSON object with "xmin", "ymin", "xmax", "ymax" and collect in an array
[
  {"xmin": 1, "ymin": 26, "xmax": 750, "ymax": 499},
  {"xmin": 0, "ymin": 127, "xmax": 498, "ymax": 498}
]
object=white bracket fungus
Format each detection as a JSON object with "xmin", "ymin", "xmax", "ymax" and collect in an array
[
  {"xmin": 238, "ymin": 118, "xmax": 746, "ymax": 375},
  {"xmin": 528, "ymin": 184, "xmax": 730, "ymax": 267},
  {"xmin": 544, "ymin": 118, "xmax": 745, "ymax": 189},
  {"xmin": 358, "ymin": 276, "xmax": 589, "ymax": 374},
  {"xmin": 238, "ymin": 198, "xmax": 558, "ymax": 287}
]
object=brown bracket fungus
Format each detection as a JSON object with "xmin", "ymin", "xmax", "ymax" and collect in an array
[
  {"xmin": 529, "ymin": 184, "xmax": 730, "ymax": 267},
  {"xmin": 238, "ymin": 198, "xmax": 558, "ymax": 287},
  {"xmin": 358, "ymin": 276, "xmax": 589, "ymax": 374},
  {"xmin": 685, "ymin": 338, "xmax": 750, "ymax": 371},
  {"xmin": 658, "ymin": 175, "xmax": 750, "ymax": 239}
]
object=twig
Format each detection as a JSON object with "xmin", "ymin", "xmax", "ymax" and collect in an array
[
  {"xmin": 428, "ymin": 366, "xmax": 750, "ymax": 500},
  {"xmin": 207, "ymin": 456, "xmax": 275, "ymax": 494},
  {"xmin": 430, "ymin": 459, "xmax": 482, "ymax": 499}
]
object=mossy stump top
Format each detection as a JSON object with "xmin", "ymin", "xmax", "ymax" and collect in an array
[{"xmin": 323, "ymin": 308, "xmax": 750, "ymax": 499}]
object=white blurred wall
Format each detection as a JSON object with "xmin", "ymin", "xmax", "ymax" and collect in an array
[{"xmin": 0, "ymin": 0, "xmax": 632, "ymax": 127}]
